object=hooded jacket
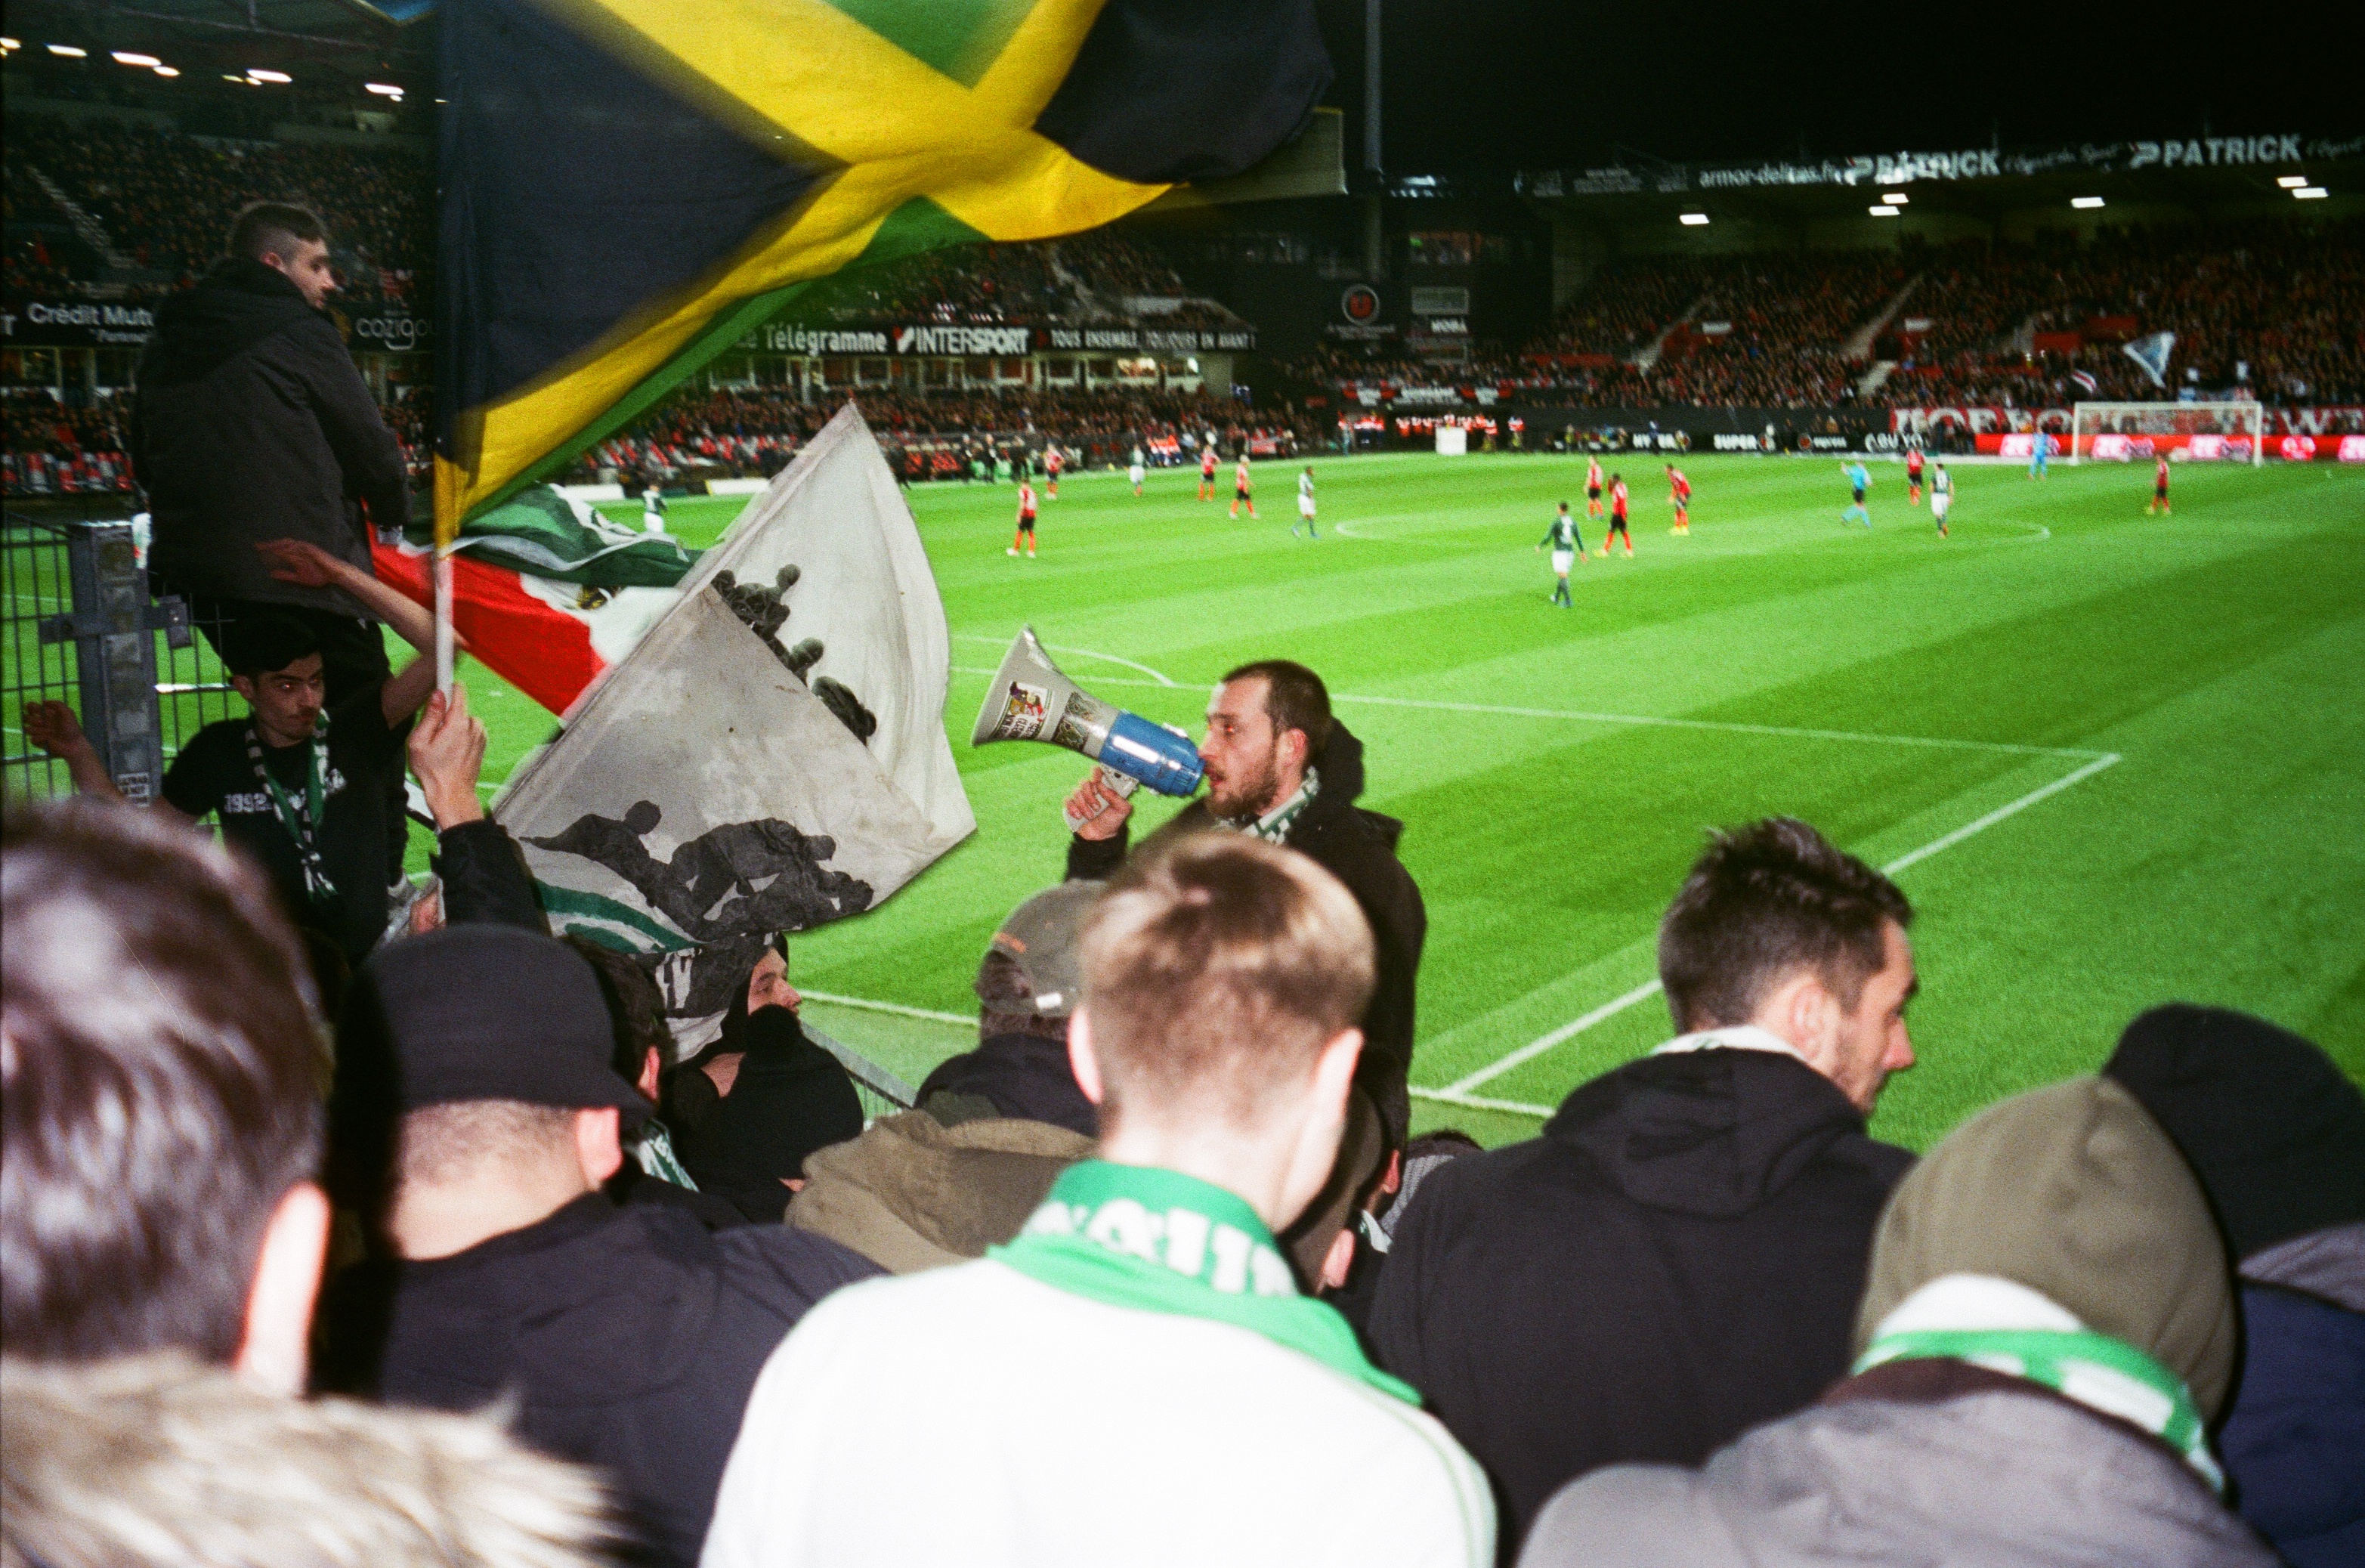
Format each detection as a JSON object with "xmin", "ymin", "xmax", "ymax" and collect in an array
[
  {"xmin": 2, "ymin": 1353, "xmax": 614, "ymax": 1568},
  {"xmin": 1520, "ymin": 1075, "xmax": 2274, "ymax": 1568},
  {"xmin": 1516, "ymin": 1366, "xmax": 2277, "ymax": 1568},
  {"xmin": 1366, "ymin": 1045, "xmax": 1912, "ymax": 1551},
  {"xmin": 315, "ymin": 1193, "xmax": 878, "ymax": 1567},
  {"xmin": 1066, "ymin": 721, "xmax": 1426, "ymax": 1143},
  {"xmin": 133, "ymin": 257, "xmax": 408, "ymax": 612},
  {"xmin": 786, "ymin": 1109, "xmax": 1095, "ymax": 1273}
]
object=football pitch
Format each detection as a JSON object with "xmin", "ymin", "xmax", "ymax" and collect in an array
[{"xmin": 464, "ymin": 450, "xmax": 2358, "ymax": 1149}]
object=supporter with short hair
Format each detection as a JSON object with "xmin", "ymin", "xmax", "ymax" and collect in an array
[
  {"xmin": 1517, "ymin": 1076, "xmax": 2276, "ymax": 1567},
  {"xmin": 1065, "ymin": 658, "xmax": 1427, "ymax": 1150},
  {"xmin": 0, "ymin": 803, "xmax": 611, "ymax": 1567},
  {"xmin": 703, "ymin": 835, "xmax": 1495, "ymax": 1567},
  {"xmin": 2105, "ymin": 1005, "xmax": 2365, "ymax": 1568},
  {"xmin": 314, "ymin": 925, "xmax": 879, "ymax": 1568},
  {"xmin": 1368, "ymin": 818, "xmax": 1918, "ymax": 1551},
  {"xmin": 134, "ymin": 200, "xmax": 409, "ymax": 713}
]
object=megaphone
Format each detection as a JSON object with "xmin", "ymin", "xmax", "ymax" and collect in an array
[{"xmin": 971, "ymin": 626, "xmax": 1203, "ymax": 798}]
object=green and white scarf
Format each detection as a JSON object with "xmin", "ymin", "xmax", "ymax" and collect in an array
[
  {"xmin": 1855, "ymin": 1274, "xmax": 2221, "ymax": 1491},
  {"xmin": 246, "ymin": 716, "xmax": 337, "ymax": 905},
  {"xmin": 1223, "ymin": 766, "xmax": 1319, "ymax": 845},
  {"xmin": 632, "ymin": 1118, "xmax": 697, "ymax": 1190},
  {"xmin": 992, "ymin": 1160, "xmax": 1417, "ymax": 1403}
]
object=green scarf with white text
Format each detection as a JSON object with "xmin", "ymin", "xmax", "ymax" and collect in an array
[{"xmin": 991, "ymin": 1160, "xmax": 1418, "ymax": 1404}]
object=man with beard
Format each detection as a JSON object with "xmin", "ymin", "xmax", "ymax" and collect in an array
[{"xmin": 1063, "ymin": 660, "xmax": 1426, "ymax": 1150}]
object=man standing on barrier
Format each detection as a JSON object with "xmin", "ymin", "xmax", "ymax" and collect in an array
[
  {"xmin": 1063, "ymin": 660, "xmax": 1427, "ymax": 1153},
  {"xmin": 134, "ymin": 201, "xmax": 413, "ymax": 880}
]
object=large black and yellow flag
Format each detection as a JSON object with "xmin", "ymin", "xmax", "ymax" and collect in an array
[{"xmin": 434, "ymin": 0, "xmax": 1330, "ymax": 530}]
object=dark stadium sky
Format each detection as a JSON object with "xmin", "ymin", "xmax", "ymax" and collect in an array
[{"xmin": 1315, "ymin": 1, "xmax": 2345, "ymax": 173}]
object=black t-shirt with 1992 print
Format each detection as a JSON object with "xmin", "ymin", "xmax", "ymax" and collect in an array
[{"xmin": 163, "ymin": 683, "xmax": 406, "ymax": 961}]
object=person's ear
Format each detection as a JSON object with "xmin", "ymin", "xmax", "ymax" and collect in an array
[
  {"xmin": 1311, "ymin": 1026, "xmax": 1362, "ymax": 1121},
  {"xmin": 229, "ymin": 673, "xmax": 258, "ymax": 704},
  {"xmin": 637, "ymin": 1046, "xmax": 663, "ymax": 1103},
  {"xmin": 234, "ymin": 1181, "xmax": 330, "ymax": 1396},
  {"xmin": 1319, "ymin": 1226, "xmax": 1358, "ymax": 1291},
  {"xmin": 574, "ymin": 1106, "xmax": 623, "ymax": 1188},
  {"xmin": 1068, "ymin": 1007, "xmax": 1105, "ymax": 1106},
  {"xmin": 1782, "ymin": 971, "xmax": 1843, "ymax": 1063}
]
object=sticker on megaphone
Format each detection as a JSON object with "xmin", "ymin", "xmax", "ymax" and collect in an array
[{"xmin": 972, "ymin": 626, "xmax": 1203, "ymax": 798}]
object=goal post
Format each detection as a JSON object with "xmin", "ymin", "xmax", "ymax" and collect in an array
[{"xmin": 2070, "ymin": 401, "xmax": 2265, "ymax": 467}]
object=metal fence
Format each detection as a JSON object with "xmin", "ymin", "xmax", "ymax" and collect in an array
[{"xmin": 2, "ymin": 513, "xmax": 238, "ymax": 806}]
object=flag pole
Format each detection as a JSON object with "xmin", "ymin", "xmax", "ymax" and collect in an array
[
  {"xmin": 432, "ymin": 455, "xmax": 464, "ymax": 697},
  {"xmin": 434, "ymin": 548, "xmax": 455, "ymax": 696}
]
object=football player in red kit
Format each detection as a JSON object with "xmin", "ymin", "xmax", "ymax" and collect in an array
[
  {"xmin": 1906, "ymin": 446, "xmax": 1926, "ymax": 505},
  {"xmin": 2148, "ymin": 454, "xmax": 2172, "ymax": 515},
  {"xmin": 1585, "ymin": 456, "xmax": 1606, "ymax": 518},
  {"xmin": 1598, "ymin": 473, "xmax": 1634, "ymax": 557},
  {"xmin": 1665, "ymin": 462, "xmax": 1692, "ymax": 534},
  {"xmin": 1009, "ymin": 479, "xmax": 1038, "ymax": 557},
  {"xmin": 1198, "ymin": 446, "xmax": 1219, "ymax": 500},
  {"xmin": 1043, "ymin": 444, "xmax": 1062, "ymax": 500}
]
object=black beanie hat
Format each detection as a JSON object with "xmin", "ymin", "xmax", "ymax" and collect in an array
[{"xmin": 2104, "ymin": 1003, "xmax": 2365, "ymax": 1261}]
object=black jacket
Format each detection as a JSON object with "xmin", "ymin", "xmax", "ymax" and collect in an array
[
  {"xmin": 317, "ymin": 1194, "xmax": 878, "ymax": 1567},
  {"xmin": 1368, "ymin": 1048, "xmax": 1913, "ymax": 1557},
  {"xmin": 134, "ymin": 258, "xmax": 408, "ymax": 611},
  {"xmin": 673, "ymin": 1007, "xmax": 867, "ymax": 1222},
  {"xmin": 916, "ymin": 1030, "xmax": 1099, "ymax": 1138},
  {"xmin": 1067, "ymin": 722, "xmax": 1426, "ymax": 1143}
]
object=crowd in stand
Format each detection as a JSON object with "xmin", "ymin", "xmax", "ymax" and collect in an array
[
  {"xmin": 8, "ymin": 114, "xmax": 429, "ymax": 308},
  {"xmin": 7, "ymin": 189, "xmax": 2363, "ymax": 1568},
  {"xmin": 8, "ymin": 767, "xmax": 2359, "ymax": 1566}
]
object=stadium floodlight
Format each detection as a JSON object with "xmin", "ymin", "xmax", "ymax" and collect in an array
[
  {"xmin": 2, "ymin": 37, "xmax": 24, "ymax": 49},
  {"xmin": 366, "ymin": 81, "xmax": 403, "ymax": 95},
  {"xmin": 248, "ymin": 67, "xmax": 292, "ymax": 82},
  {"xmin": 1869, "ymin": 204, "xmax": 1900, "ymax": 217},
  {"xmin": 2071, "ymin": 196, "xmax": 2105, "ymax": 209},
  {"xmin": 2293, "ymin": 187, "xmax": 2328, "ymax": 200},
  {"xmin": 1678, "ymin": 212, "xmax": 1710, "ymax": 226},
  {"xmin": 48, "ymin": 43, "xmax": 88, "ymax": 57},
  {"xmin": 153, "ymin": 65, "xmax": 178, "ymax": 76},
  {"xmin": 2277, "ymin": 175, "xmax": 2309, "ymax": 188},
  {"xmin": 1881, "ymin": 192, "xmax": 1908, "ymax": 203},
  {"xmin": 112, "ymin": 51, "xmax": 160, "ymax": 66}
]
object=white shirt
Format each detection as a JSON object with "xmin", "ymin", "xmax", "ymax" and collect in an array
[
  {"xmin": 1299, "ymin": 473, "xmax": 1315, "ymax": 499},
  {"xmin": 702, "ymin": 1261, "xmax": 1495, "ymax": 1568}
]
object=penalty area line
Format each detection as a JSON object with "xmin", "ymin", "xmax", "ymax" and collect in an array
[
  {"xmin": 797, "ymin": 989, "xmax": 976, "ymax": 1028},
  {"xmin": 1439, "ymin": 749, "xmax": 2123, "ymax": 1103}
]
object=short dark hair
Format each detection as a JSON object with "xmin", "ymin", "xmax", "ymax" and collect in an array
[
  {"xmin": 221, "ymin": 614, "xmax": 324, "ymax": 679},
  {"xmin": 563, "ymin": 936, "xmax": 672, "ymax": 1084},
  {"xmin": 1220, "ymin": 659, "xmax": 1332, "ymax": 760},
  {"xmin": 1657, "ymin": 818, "xmax": 1912, "ymax": 1033},
  {"xmin": 2, "ymin": 801, "xmax": 326, "ymax": 1364},
  {"xmin": 228, "ymin": 200, "xmax": 326, "ymax": 264}
]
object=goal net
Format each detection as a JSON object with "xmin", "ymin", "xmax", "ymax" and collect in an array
[{"xmin": 2070, "ymin": 401, "xmax": 2264, "ymax": 466}]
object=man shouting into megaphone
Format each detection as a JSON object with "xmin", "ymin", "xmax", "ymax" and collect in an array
[{"xmin": 1064, "ymin": 660, "xmax": 1427, "ymax": 1158}]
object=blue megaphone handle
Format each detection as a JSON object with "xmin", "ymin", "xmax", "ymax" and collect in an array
[{"xmin": 1098, "ymin": 712, "xmax": 1204, "ymax": 797}]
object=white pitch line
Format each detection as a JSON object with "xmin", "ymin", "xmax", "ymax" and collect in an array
[
  {"xmin": 955, "ymin": 632, "xmax": 1176, "ymax": 686},
  {"xmin": 798, "ymin": 988, "xmax": 975, "ymax": 1028},
  {"xmin": 953, "ymin": 663, "xmax": 1176, "ymax": 691},
  {"xmin": 1445, "ymin": 749, "xmax": 2124, "ymax": 1098},
  {"xmin": 1411, "ymin": 1085, "xmax": 1559, "ymax": 1117},
  {"xmin": 1334, "ymin": 693, "xmax": 2107, "ymax": 759}
]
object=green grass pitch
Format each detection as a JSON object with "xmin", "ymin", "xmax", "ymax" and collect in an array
[
  {"xmin": 17, "ymin": 449, "xmax": 2357, "ymax": 1151},
  {"xmin": 543, "ymin": 449, "xmax": 2363, "ymax": 1150}
]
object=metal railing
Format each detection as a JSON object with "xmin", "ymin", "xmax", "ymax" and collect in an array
[{"xmin": 2, "ymin": 513, "xmax": 237, "ymax": 806}]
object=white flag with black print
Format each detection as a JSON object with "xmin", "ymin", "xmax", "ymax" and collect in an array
[{"xmin": 493, "ymin": 405, "xmax": 974, "ymax": 1049}]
